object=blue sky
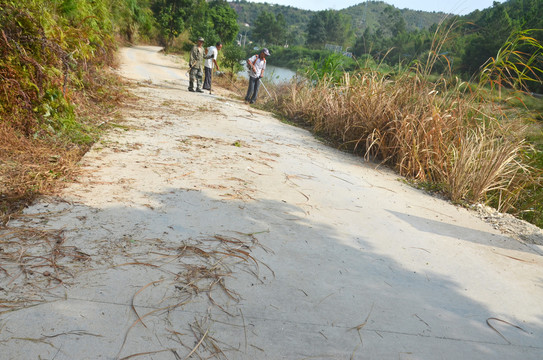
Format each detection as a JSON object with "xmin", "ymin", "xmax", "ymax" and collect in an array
[{"xmin": 244, "ymin": 0, "xmax": 506, "ymax": 15}]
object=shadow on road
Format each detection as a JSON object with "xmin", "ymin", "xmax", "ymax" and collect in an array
[{"xmin": 1, "ymin": 186, "xmax": 542, "ymax": 359}]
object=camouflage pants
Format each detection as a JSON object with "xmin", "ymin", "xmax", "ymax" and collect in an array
[{"xmin": 189, "ymin": 67, "xmax": 203, "ymax": 91}]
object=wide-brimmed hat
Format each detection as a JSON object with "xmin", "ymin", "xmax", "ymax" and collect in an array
[
  {"xmin": 261, "ymin": 48, "xmax": 270, "ymax": 56},
  {"xmin": 197, "ymin": 37, "xmax": 204, "ymax": 42}
]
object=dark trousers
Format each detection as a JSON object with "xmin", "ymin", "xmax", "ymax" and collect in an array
[
  {"xmin": 203, "ymin": 66, "xmax": 212, "ymax": 90},
  {"xmin": 245, "ymin": 76, "xmax": 261, "ymax": 103}
]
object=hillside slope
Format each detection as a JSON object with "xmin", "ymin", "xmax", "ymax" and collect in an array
[{"xmin": 228, "ymin": 0, "xmax": 447, "ymax": 37}]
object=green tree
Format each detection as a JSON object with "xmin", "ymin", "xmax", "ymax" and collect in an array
[
  {"xmin": 306, "ymin": 12, "xmax": 327, "ymax": 47},
  {"xmin": 120, "ymin": 0, "xmax": 154, "ymax": 42},
  {"xmin": 251, "ymin": 10, "xmax": 287, "ymax": 46},
  {"xmin": 208, "ymin": 0, "xmax": 239, "ymax": 43},
  {"xmin": 188, "ymin": 0, "xmax": 239, "ymax": 45},
  {"xmin": 383, "ymin": 5, "xmax": 406, "ymax": 37},
  {"xmin": 306, "ymin": 10, "xmax": 351, "ymax": 48},
  {"xmin": 272, "ymin": 13, "xmax": 287, "ymax": 45},
  {"xmin": 252, "ymin": 10, "xmax": 275, "ymax": 45},
  {"xmin": 151, "ymin": 0, "xmax": 193, "ymax": 49},
  {"xmin": 222, "ymin": 43, "xmax": 245, "ymax": 78}
]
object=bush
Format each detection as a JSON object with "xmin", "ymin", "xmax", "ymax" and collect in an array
[
  {"xmin": 0, "ymin": 0, "xmax": 121, "ymax": 219},
  {"xmin": 222, "ymin": 44, "xmax": 245, "ymax": 78}
]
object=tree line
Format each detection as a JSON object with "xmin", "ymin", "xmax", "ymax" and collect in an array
[{"xmin": 240, "ymin": 0, "xmax": 542, "ymax": 91}]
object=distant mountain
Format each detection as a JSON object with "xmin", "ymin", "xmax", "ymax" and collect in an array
[
  {"xmin": 228, "ymin": 0, "xmax": 448, "ymax": 39},
  {"xmin": 341, "ymin": 1, "xmax": 448, "ymax": 35},
  {"xmin": 229, "ymin": 1, "xmax": 312, "ymax": 30}
]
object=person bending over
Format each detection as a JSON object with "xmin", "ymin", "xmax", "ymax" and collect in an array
[{"xmin": 245, "ymin": 48, "xmax": 269, "ymax": 104}]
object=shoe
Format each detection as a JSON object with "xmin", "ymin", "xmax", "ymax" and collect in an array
[
  {"xmin": 249, "ymin": 101, "xmax": 255, "ymax": 104},
  {"xmin": 188, "ymin": 88, "xmax": 195, "ymax": 92},
  {"xmin": 196, "ymin": 89, "xmax": 204, "ymax": 93},
  {"xmin": 202, "ymin": 87, "xmax": 210, "ymax": 90}
]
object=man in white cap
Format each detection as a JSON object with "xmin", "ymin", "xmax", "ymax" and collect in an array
[
  {"xmin": 189, "ymin": 37, "xmax": 205, "ymax": 93},
  {"xmin": 245, "ymin": 48, "xmax": 270, "ymax": 104}
]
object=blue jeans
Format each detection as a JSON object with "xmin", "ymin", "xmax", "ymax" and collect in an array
[{"xmin": 245, "ymin": 76, "xmax": 261, "ymax": 103}]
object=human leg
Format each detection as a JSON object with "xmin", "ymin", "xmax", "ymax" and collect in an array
[
  {"xmin": 203, "ymin": 67, "xmax": 212, "ymax": 90},
  {"xmin": 196, "ymin": 68, "xmax": 203, "ymax": 92},
  {"xmin": 250, "ymin": 77, "xmax": 261, "ymax": 103},
  {"xmin": 245, "ymin": 76, "xmax": 256, "ymax": 102},
  {"xmin": 189, "ymin": 68, "xmax": 197, "ymax": 91}
]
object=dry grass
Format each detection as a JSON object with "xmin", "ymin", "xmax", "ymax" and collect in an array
[
  {"xmin": 212, "ymin": 72, "xmax": 247, "ymax": 97},
  {"xmin": 0, "ymin": 224, "xmax": 91, "ymax": 313},
  {"xmin": 0, "ymin": 132, "xmax": 85, "ymax": 220},
  {"xmin": 112, "ymin": 233, "xmax": 269, "ymax": 359},
  {"xmin": 271, "ymin": 66, "xmax": 536, "ymax": 211}
]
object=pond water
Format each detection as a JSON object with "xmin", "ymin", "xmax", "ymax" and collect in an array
[{"xmin": 238, "ymin": 64, "xmax": 298, "ymax": 84}]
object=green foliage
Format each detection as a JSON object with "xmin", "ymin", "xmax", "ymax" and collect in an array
[
  {"xmin": 265, "ymin": 46, "xmax": 333, "ymax": 69},
  {"xmin": 230, "ymin": 0, "xmax": 312, "ymax": 45},
  {"xmin": 340, "ymin": 1, "xmax": 446, "ymax": 36},
  {"xmin": 306, "ymin": 53, "xmax": 349, "ymax": 84},
  {"xmin": 306, "ymin": 10, "xmax": 352, "ymax": 48},
  {"xmin": 229, "ymin": 1, "xmax": 445, "ymax": 48},
  {"xmin": 189, "ymin": 0, "xmax": 239, "ymax": 45},
  {"xmin": 382, "ymin": 5, "xmax": 406, "ymax": 37},
  {"xmin": 222, "ymin": 43, "xmax": 245, "ymax": 77},
  {"xmin": 251, "ymin": 10, "xmax": 286, "ymax": 46},
  {"xmin": 460, "ymin": 0, "xmax": 543, "ymax": 92},
  {"xmin": 0, "ymin": 0, "xmax": 117, "ymax": 139},
  {"xmin": 209, "ymin": 0, "xmax": 239, "ymax": 44},
  {"xmin": 480, "ymin": 29, "xmax": 543, "ymax": 94},
  {"xmin": 119, "ymin": 0, "xmax": 155, "ymax": 42},
  {"xmin": 151, "ymin": 0, "xmax": 193, "ymax": 49}
]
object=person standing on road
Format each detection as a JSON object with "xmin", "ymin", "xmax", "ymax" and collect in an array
[
  {"xmin": 245, "ymin": 48, "xmax": 269, "ymax": 104},
  {"xmin": 188, "ymin": 37, "xmax": 205, "ymax": 93},
  {"xmin": 203, "ymin": 42, "xmax": 222, "ymax": 91}
]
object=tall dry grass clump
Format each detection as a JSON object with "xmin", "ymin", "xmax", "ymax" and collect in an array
[{"xmin": 272, "ymin": 27, "xmax": 537, "ymax": 212}]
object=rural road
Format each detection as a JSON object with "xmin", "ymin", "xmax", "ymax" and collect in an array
[{"xmin": 1, "ymin": 46, "xmax": 543, "ymax": 359}]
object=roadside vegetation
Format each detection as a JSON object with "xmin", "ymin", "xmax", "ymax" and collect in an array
[
  {"xmin": 1, "ymin": 0, "xmax": 542, "ymax": 229},
  {"xmin": 0, "ymin": 0, "xmax": 125, "ymax": 221},
  {"xmin": 226, "ymin": 0, "xmax": 543, "ymax": 228},
  {"xmin": 252, "ymin": 27, "xmax": 543, "ymax": 227},
  {"xmin": 0, "ymin": 0, "xmax": 239, "ymax": 223}
]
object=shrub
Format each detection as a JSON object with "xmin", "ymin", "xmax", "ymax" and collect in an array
[{"xmin": 271, "ymin": 34, "xmax": 539, "ymax": 215}]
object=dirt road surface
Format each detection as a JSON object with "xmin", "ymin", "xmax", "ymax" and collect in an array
[{"xmin": 1, "ymin": 46, "xmax": 543, "ymax": 359}]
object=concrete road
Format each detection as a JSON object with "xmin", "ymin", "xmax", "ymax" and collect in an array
[{"xmin": 1, "ymin": 46, "xmax": 542, "ymax": 360}]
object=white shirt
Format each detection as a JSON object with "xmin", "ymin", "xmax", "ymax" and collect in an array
[
  {"xmin": 248, "ymin": 55, "xmax": 266, "ymax": 78},
  {"xmin": 204, "ymin": 46, "xmax": 218, "ymax": 69}
]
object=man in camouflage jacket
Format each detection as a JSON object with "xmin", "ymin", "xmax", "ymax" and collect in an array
[{"xmin": 189, "ymin": 37, "xmax": 205, "ymax": 92}]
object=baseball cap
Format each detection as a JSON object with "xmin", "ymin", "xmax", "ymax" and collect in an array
[{"xmin": 261, "ymin": 48, "xmax": 270, "ymax": 56}]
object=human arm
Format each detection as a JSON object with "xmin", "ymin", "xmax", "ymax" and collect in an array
[
  {"xmin": 259, "ymin": 60, "xmax": 266, "ymax": 78},
  {"xmin": 248, "ymin": 56, "xmax": 256, "ymax": 72},
  {"xmin": 189, "ymin": 47, "xmax": 197, "ymax": 68}
]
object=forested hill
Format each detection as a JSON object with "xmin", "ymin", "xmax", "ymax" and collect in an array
[
  {"xmin": 228, "ymin": 1, "xmax": 447, "ymax": 38},
  {"xmin": 229, "ymin": 1, "xmax": 312, "ymax": 28},
  {"xmin": 340, "ymin": 1, "xmax": 447, "ymax": 34}
]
